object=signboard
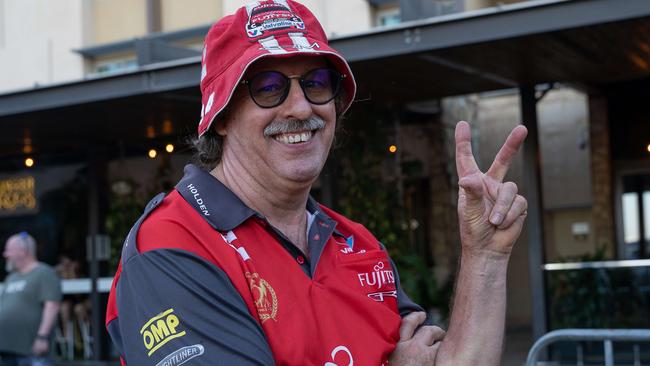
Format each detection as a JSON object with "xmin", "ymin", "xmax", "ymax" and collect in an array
[{"xmin": 0, "ymin": 176, "xmax": 38, "ymax": 216}]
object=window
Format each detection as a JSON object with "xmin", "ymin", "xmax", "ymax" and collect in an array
[
  {"xmin": 375, "ymin": 7, "xmax": 400, "ymax": 27},
  {"xmin": 92, "ymin": 58, "xmax": 138, "ymax": 76},
  {"xmin": 620, "ymin": 174, "xmax": 650, "ymax": 259}
]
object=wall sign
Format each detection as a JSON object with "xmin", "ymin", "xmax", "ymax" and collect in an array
[{"xmin": 0, "ymin": 176, "xmax": 38, "ymax": 216}]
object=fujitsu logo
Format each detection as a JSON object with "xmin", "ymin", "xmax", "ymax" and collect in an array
[
  {"xmin": 187, "ymin": 183, "xmax": 210, "ymax": 216},
  {"xmin": 357, "ymin": 261, "xmax": 395, "ymax": 290}
]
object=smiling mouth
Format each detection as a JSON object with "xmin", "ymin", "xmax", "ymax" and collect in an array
[{"xmin": 273, "ymin": 130, "xmax": 315, "ymax": 144}]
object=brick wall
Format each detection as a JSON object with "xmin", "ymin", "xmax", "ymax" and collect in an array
[{"xmin": 589, "ymin": 95, "xmax": 616, "ymax": 258}]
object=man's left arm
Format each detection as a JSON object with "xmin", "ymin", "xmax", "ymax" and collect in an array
[
  {"xmin": 33, "ymin": 266, "xmax": 63, "ymax": 356},
  {"xmin": 32, "ymin": 300, "xmax": 61, "ymax": 355},
  {"xmin": 434, "ymin": 122, "xmax": 528, "ymax": 365}
]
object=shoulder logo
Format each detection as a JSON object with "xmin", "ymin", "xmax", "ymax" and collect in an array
[
  {"xmin": 155, "ymin": 344, "xmax": 204, "ymax": 366},
  {"xmin": 141, "ymin": 309, "xmax": 186, "ymax": 357},
  {"xmin": 357, "ymin": 261, "xmax": 395, "ymax": 291},
  {"xmin": 246, "ymin": 1, "xmax": 305, "ymax": 38},
  {"xmin": 245, "ymin": 272, "xmax": 278, "ymax": 323},
  {"xmin": 335, "ymin": 235, "xmax": 364, "ymax": 255}
]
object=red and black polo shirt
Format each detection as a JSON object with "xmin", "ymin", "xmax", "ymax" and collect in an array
[{"xmin": 106, "ymin": 164, "xmax": 426, "ymax": 365}]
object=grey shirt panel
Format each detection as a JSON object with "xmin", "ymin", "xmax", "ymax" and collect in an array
[
  {"xmin": 115, "ymin": 249, "xmax": 274, "ymax": 366},
  {"xmin": 121, "ymin": 192, "xmax": 166, "ymax": 265},
  {"xmin": 388, "ymin": 256, "xmax": 433, "ymax": 325}
]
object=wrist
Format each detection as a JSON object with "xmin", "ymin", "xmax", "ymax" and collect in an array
[
  {"xmin": 460, "ymin": 250, "xmax": 510, "ymax": 281},
  {"xmin": 35, "ymin": 334, "xmax": 49, "ymax": 341},
  {"xmin": 462, "ymin": 247, "xmax": 512, "ymax": 262}
]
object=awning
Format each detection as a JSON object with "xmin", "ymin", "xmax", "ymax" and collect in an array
[{"xmin": 1, "ymin": 0, "xmax": 649, "ymax": 162}]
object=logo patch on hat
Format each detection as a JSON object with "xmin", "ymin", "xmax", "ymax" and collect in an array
[{"xmin": 246, "ymin": 1, "xmax": 305, "ymax": 38}]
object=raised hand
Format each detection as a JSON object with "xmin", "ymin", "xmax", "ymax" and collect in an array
[{"xmin": 455, "ymin": 121, "xmax": 528, "ymax": 256}]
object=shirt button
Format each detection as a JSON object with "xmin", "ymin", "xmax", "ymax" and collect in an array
[{"xmin": 296, "ymin": 255, "xmax": 305, "ymax": 265}]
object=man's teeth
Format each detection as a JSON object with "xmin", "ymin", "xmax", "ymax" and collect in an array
[{"xmin": 275, "ymin": 132, "xmax": 313, "ymax": 144}]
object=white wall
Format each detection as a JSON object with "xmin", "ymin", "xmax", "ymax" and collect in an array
[
  {"xmin": 0, "ymin": 0, "xmax": 373, "ymax": 95},
  {"xmin": 0, "ymin": 0, "xmax": 85, "ymax": 93},
  {"xmin": 222, "ymin": 0, "xmax": 372, "ymax": 37}
]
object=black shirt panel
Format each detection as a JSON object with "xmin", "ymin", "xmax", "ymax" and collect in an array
[{"xmin": 117, "ymin": 248, "xmax": 274, "ymax": 365}]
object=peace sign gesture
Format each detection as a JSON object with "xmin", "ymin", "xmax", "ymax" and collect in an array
[{"xmin": 455, "ymin": 121, "xmax": 528, "ymax": 256}]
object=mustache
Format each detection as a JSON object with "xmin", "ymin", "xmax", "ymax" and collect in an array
[{"xmin": 263, "ymin": 116, "xmax": 325, "ymax": 137}]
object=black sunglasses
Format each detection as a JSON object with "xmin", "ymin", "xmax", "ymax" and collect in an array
[{"xmin": 241, "ymin": 68, "xmax": 345, "ymax": 108}]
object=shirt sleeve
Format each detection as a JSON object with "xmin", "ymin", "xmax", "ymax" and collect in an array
[
  {"xmin": 112, "ymin": 248, "xmax": 275, "ymax": 366},
  {"xmin": 39, "ymin": 266, "xmax": 62, "ymax": 302}
]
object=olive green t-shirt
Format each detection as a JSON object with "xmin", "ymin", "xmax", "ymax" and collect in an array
[{"xmin": 0, "ymin": 263, "xmax": 62, "ymax": 356}]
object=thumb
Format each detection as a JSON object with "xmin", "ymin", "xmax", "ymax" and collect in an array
[{"xmin": 458, "ymin": 174, "xmax": 485, "ymax": 217}]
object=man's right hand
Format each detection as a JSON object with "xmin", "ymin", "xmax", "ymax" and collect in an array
[{"xmin": 389, "ymin": 311, "xmax": 445, "ymax": 366}]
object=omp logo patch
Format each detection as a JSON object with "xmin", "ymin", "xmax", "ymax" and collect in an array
[
  {"xmin": 141, "ymin": 309, "xmax": 186, "ymax": 357},
  {"xmin": 156, "ymin": 344, "xmax": 204, "ymax": 366}
]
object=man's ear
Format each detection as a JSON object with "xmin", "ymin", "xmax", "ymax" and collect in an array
[{"xmin": 215, "ymin": 119, "xmax": 227, "ymax": 136}]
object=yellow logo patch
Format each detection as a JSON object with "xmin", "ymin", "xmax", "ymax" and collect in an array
[{"xmin": 141, "ymin": 308, "xmax": 186, "ymax": 357}]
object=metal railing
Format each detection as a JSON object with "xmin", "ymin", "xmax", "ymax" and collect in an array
[{"xmin": 526, "ymin": 329, "xmax": 650, "ymax": 366}]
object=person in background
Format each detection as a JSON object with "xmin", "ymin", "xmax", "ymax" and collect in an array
[{"xmin": 0, "ymin": 232, "xmax": 62, "ymax": 366}]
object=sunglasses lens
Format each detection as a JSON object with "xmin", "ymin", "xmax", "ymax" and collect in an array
[
  {"xmin": 302, "ymin": 69, "xmax": 341, "ymax": 104},
  {"xmin": 249, "ymin": 71, "xmax": 289, "ymax": 107}
]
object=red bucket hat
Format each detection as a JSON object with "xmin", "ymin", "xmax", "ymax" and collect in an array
[{"xmin": 197, "ymin": 0, "xmax": 357, "ymax": 137}]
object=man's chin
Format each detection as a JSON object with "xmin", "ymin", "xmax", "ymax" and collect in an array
[{"xmin": 280, "ymin": 167, "xmax": 322, "ymax": 185}]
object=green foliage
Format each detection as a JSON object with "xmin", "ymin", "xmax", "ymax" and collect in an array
[
  {"xmin": 548, "ymin": 247, "xmax": 608, "ymax": 328},
  {"xmin": 105, "ymin": 158, "xmax": 177, "ymax": 271},
  {"xmin": 393, "ymin": 253, "xmax": 438, "ymax": 309},
  {"xmin": 546, "ymin": 246, "xmax": 650, "ymax": 329},
  {"xmin": 105, "ymin": 179, "xmax": 145, "ymax": 272}
]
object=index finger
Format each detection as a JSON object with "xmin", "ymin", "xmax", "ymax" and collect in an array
[
  {"xmin": 486, "ymin": 125, "xmax": 528, "ymax": 181},
  {"xmin": 455, "ymin": 121, "xmax": 480, "ymax": 178}
]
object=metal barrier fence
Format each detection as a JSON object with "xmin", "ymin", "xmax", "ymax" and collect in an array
[{"xmin": 526, "ymin": 329, "xmax": 650, "ymax": 366}]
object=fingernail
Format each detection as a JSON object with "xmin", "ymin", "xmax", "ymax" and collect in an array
[{"xmin": 490, "ymin": 213, "xmax": 503, "ymax": 225}]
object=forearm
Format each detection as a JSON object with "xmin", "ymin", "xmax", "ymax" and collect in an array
[
  {"xmin": 435, "ymin": 250, "xmax": 509, "ymax": 366},
  {"xmin": 37, "ymin": 301, "xmax": 61, "ymax": 337}
]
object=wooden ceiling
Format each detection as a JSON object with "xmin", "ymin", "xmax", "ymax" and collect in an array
[{"xmin": 351, "ymin": 17, "xmax": 650, "ymax": 103}]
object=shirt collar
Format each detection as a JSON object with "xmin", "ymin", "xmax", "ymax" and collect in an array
[{"xmin": 175, "ymin": 164, "xmax": 338, "ymax": 233}]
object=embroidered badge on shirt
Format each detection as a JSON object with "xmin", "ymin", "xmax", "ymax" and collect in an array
[
  {"xmin": 141, "ymin": 308, "xmax": 187, "ymax": 357},
  {"xmin": 246, "ymin": 272, "xmax": 278, "ymax": 323}
]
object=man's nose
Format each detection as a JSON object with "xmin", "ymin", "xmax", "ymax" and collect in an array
[{"xmin": 279, "ymin": 79, "xmax": 312, "ymax": 120}]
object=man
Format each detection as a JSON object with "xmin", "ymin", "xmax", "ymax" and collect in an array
[
  {"xmin": 0, "ymin": 232, "xmax": 62, "ymax": 366},
  {"xmin": 106, "ymin": 1, "xmax": 528, "ymax": 365}
]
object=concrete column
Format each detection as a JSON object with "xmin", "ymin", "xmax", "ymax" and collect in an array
[
  {"xmin": 428, "ymin": 120, "xmax": 460, "ymax": 281},
  {"xmin": 520, "ymin": 85, "xmax": 547, "ymax": 341}
]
